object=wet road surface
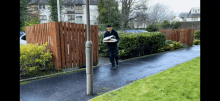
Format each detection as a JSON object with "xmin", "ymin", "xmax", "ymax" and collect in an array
[{"xmin": 20, "ymin": 45, "xmax": 200, "ymax": 101}]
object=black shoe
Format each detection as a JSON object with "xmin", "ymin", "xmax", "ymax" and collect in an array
[{"xmin": 111, "ymin": 66, "xmax": 115, "ymax": 70}]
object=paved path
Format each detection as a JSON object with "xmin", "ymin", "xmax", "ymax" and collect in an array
[{"xmin": 20, "ymin": 45, "xmax": 200, "ymax": 101}]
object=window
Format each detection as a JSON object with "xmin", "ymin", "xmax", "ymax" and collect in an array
[
  {"xmin": 68, "ymin": 15, "xmax": 75, "ymax": 20},
  {"xmin": 39, "ymin": 15, "xmax": 47, "ymax": 20},
  {"xmin": 75, "ymin": 5, "xmax": 83, "ymax": 10},
  {"xmin": 71, "ymin": 5, "xmax": 74, "ymax": 9},
  {"xmin": 39, "ymin": 5, "xmax": 45, "ymax": 9},
  {"xmin": 195, "ymin": 9, "xmax": 197, "ymax": 13},
  {"xmin": 93, "ymin": 16, "xmax": 96, "ymax": 20},
  {"xmin": 75, "ymin": 16, "xmax": 83, "ymax": 23}
]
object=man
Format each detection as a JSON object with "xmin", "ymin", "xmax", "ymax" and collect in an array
[{"xmin": 104, "ymin": 25, "xmax": 120, "ymax": 70}]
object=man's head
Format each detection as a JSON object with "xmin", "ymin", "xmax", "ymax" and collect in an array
[{"xmin": 107, "ymin": 25, "xmax": 112, "ymax": 32}]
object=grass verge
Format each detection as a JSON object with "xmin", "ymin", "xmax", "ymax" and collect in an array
[{"xmin": 90, "ymin": 57, "xmax": 200, "ymax": 101}]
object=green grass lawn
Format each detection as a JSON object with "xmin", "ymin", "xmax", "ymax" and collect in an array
[{"xmin": 90, "ymin": 57, "xmax": 200, "ymax": 101}]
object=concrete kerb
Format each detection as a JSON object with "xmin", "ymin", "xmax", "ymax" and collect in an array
[
  {"xmin": 20, "ymin": 66, "xmax": 99, "ymax": 82},
  {"xmin": 20, "ymin": 46, "xmax": 190, "ymax": 83}
]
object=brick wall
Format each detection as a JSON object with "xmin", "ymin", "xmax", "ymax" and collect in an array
[
  {"xmin": 179, "ymin": 21, "xmax": 200, "ymax": 30},
  {"xmin": 27, "ymin": 5, "xmax": 40, "ymax": 18}
]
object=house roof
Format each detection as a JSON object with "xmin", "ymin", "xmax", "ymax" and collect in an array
[
  {"xmin": 29, "ymin": 0, "xmax": 99, "ymax": 5},
  {"xmin": 186, "ymin": 7, "xmax": 200, "ymax": 18},
  {"xmin": 187, "ymin": 13, "xmax": 200, "ymax": 18}
]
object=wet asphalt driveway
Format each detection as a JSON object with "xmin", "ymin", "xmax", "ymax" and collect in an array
[{"xmin": 20, "ymin": 45, "xmax": 200, "ymax": 101}]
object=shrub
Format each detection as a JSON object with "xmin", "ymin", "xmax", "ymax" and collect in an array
[
  {"xmin": 169, "ymin": 44, "xmax": 175, "ymax": 50},
  {"xmin": 20, "ymin": 42, "xmax": 53, "ymax": 76},
  {"xmin": 159, "ymin": 40, "xmax": 183, "ymax": 51},
  {"xmin": 99, "ymin": 32, "xmax": 166, "ymax": 59},
  {"xmin": 175, "ymin": 41, "xmax": 183, "ymax": 49},
  {"xmin": 146, "ymin": 24, "xmax": 159, "ymax": 32},
  {"xmin": 194, "ymin": 29, "xmax": 200, "ymax": 39},
  {"xmin": 193, "ymin": 39, "xmax": 200, "ymax": 45}
]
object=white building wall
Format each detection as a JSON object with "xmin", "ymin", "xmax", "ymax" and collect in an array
[
  {"xmin": 37, "ymin": 4, "xmax": 99, "ymax": 25},
  {"xmin": 39, "ymin": 5, "xmax": 51, "ymax": 24},
  {"xmin": 82, "ymin": 5, "xmax": 99, "ymax": 25}
]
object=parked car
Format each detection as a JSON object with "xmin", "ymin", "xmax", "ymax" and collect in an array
[
  {"xmin": 123, "ymin": 29, "xmax": 148, "ymax": 33},
  {"xmin": 20, "ymin": 34, "xmax": 27, "ymax": 45},
  {"xmin": 20, "ymin": 31, "xmax": 25, "ymax": 37}
]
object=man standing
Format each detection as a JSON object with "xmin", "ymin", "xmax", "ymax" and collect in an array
[{"xmin": 104, "ymin": 25, "xmax": 120, "ymax": 70}]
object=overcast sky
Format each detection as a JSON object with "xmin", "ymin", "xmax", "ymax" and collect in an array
[{"xmin": 148, "ymin": 0, "xmax": 200, "ymax": 16}]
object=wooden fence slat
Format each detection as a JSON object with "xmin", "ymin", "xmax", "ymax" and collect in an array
[
  {"xmin": 71, "ymin": 23, "xmax": 76, "ymax": 67},
  {"xmin": 84, "ymin": 24, "xmax": 87, "ymax": 66},
  {"xmin": 63, "ymin": 22, "xmax": 69, "ymax": 68},
  {"xmin": 54, "ymin": 22, "xmax": 61, "ymax": 70},
  {"xmin": 82, "ymin": 24, "xmax": 86, "ymax": 66},
  {"xmin": 79, "ymin": 24, "xmax": 82, "ymax": 67},
  {"xmin": 75, "ymin": 24, "xmax": 80, "ymax": 67},
  {"xmin": 68, "ymin": 22, "xmax": 72, "ymax": 68},
  {"xmin": 60, "ymin": 22, "xmax": 65, "ymax": 69}
]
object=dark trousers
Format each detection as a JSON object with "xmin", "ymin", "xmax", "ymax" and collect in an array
[{"xmin": 107, "ymin": 45, "xmax": 119, "ymax": 67}]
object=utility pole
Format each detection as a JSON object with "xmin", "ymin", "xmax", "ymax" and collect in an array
[
  {"xmin": 85, "ymin": 0, "xmax": 93, "ymax": 95},
  {"xmin": 57, "ymin": 0, "xmax": 60, "ymax": 22}
]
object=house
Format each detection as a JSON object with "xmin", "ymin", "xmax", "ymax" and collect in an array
[
  {"xmin": 185, "ymin": 7, "xmax": 200, "ymax": 21},
  {"xmin": 28, "ymin": 0, "xmax": 99, "ymax": 25}
]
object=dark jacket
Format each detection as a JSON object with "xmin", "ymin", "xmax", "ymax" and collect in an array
[{"xmin": 104, "ymin": 29, "xmax": 120, "ymax": 46}]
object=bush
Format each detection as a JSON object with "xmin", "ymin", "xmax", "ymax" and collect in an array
[
  {"xmin": 99, "ymin": 32, "xmax": 167, "ymax": 59},
  {"xmin": 159, "ymin": 40, "xmax": 183, "ymax": 51},
  {"xmin": 193, "ymin": 39, "xmax": 200, "ymax": 45},
  {"xmin": 194, "ymin": 29, "xmax": 200, "ymax": 39},
  {"xmin": 20, "ymin": 42, "xmax": 53, "ymax": 76},
  {"xmin": 146, "ymin": 24, "xmax": 159, "ymax": 32}
]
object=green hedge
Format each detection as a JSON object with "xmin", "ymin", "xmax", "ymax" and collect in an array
[
  {"xmin": 159, "ymin": 40, "xmax": 183, "ymax": 51},
  {"xmin": 194, "ymin": 29, "xmax": 200, "ymax": 39},
  {"xmin": 193, "ymin": 39, "xmax": 200, "ymax": 45},
  {"xmin": 99, "ymin": 32, "xmax": 167, "ymax": 59}
]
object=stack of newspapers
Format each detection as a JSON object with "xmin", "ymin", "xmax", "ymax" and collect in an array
[{"xmin": 103, "ymin": 35, "xmax": 117, "ymax": 43}]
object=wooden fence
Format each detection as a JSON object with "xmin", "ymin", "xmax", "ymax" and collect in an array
[
  {"xmin": 159, "ymin": 28, "xmax": 194, "ymax": 46},
  {"xmin": 25, "ymin": 21, "xmax": 99, "ymax": 70}
]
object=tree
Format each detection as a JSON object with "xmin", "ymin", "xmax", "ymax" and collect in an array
[
  {"xmin": 98, "ymin": 0, "xmax": 122, "ymax": 30},
  {"xmin": 162, "ymin": 20, "xmax": 180, "ymax": 29},
  {"xmin": 147, "ymin": 2, "xmax": 175, "ymax": 27},
  {"xmin": 48, "ymin": 0, "xmax": 62, "ymax": 21},
  {"xmin": 118, "ymin": 0, "xmax": 149, "ymax": 29},
  {"xmin": 20, "ymin": 0, "xmax": 30, "ymax": 30}
]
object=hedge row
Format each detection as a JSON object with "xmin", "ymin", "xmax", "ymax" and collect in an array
[
  {"xmin": 20, "ymin": 42, "xmax": 53, "ymax": 76},
  {"xmin": 193, "ymin": 39, "xmax": 200, "ymax": 45},
  {"xmin": 194, "ymin": 29, "xmax": 200, "ymax": 40},
  {"xmin": 99, "ymin": 32, "xmax": 167, "ymax": 59}
]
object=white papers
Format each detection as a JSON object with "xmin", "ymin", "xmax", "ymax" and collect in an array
[
  {"xmin": 103, "ymin": 35, "xmax": 117, "ymax": 43},
  {"xmin": 103, "ymin": 39, "xmax": 117, "ymax": 43}
]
